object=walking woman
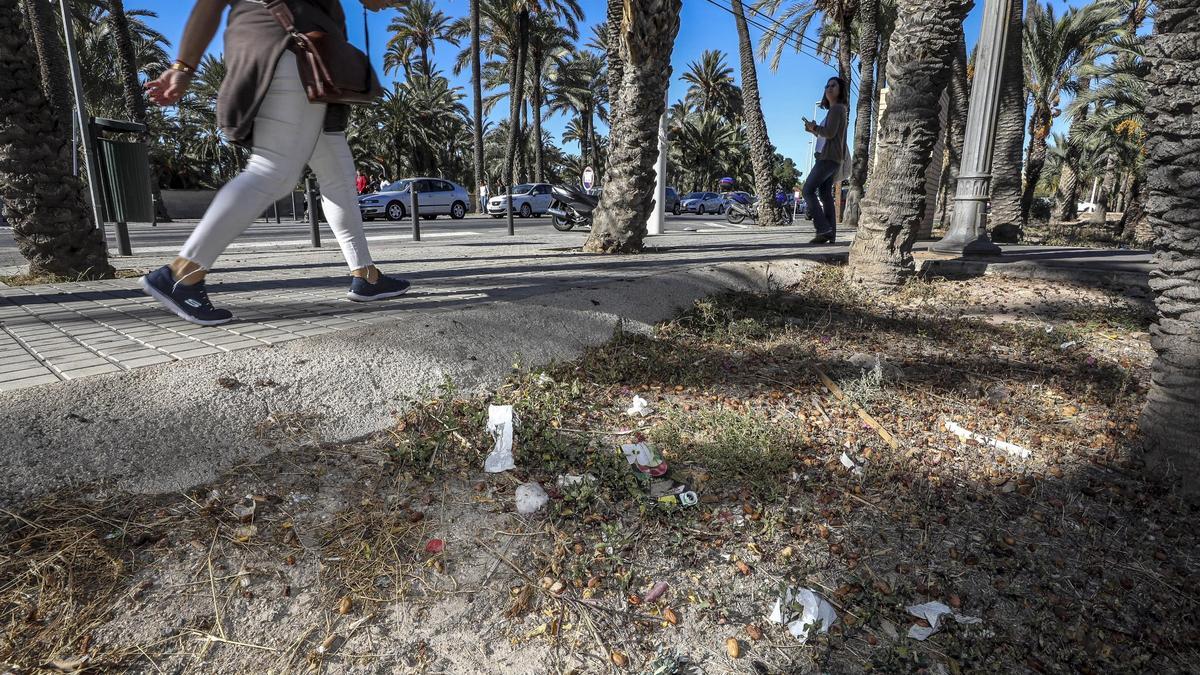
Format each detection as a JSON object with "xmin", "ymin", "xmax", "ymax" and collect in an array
[
  {"xmin": 802, "ymin": 76, "xmax": 850, "ymax": 245},
  {"xmin": 141, "ymin": 0, "xmax": 407, "ymax": 326}
]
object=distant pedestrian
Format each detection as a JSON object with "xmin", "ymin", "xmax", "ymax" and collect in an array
[
  {"xmin": 802, "ymin": 76, "xmax": 850, "ymax": 244},
  {"xmin": 356, "ymin": 170, "xmax": 368, "ymax": 195},
  {"xmin": 139, "ymin": 0, "xmax": 409, "ymax": 327},
  {"xmin": 478, "ymin": 182, "xmax": 489, "ymax": 212},
  {"xmin": 379, "ymin": 176, "xmax": 389, "ymax": 192}
]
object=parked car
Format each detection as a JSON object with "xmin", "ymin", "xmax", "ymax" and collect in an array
[
  {"xmin": 1077, "ymin": 201, "xmax": 1097, "ymax": 213},
  {"xmin": 665, "ymin": 187, "xmax": 681, "ymax": 215},
  {"xmin": 680, "ymin": 191, "xmax": 725, "ymax": 215},
  {"xmin": 487, "ymin": 183, "xmax": 556, "ymax": 217},
  {"xmin": 359, "ymin": 178, "xmax": 470, "ymax": 221}
]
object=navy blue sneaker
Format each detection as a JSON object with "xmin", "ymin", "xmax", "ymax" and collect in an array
[
  {"xmin": 139, "ymin": 265, "xmax": 234, "ymax": 326},
  {"xmin": 347, "ymin": 274, "xmax": 411, "ymax": 302}
]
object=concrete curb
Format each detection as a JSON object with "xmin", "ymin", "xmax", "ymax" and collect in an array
[
  {"xmin": 917, "ymin": 257, "xmax": 1151, "ymax": 294},
  {"xmin": 0, "ymin": 257, "xmax": 817, "ymax": 507}
]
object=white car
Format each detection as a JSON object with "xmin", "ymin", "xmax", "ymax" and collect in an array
[
  {"xmin": 680, "ymin": 191, "xmax": 725, "ymax": 215},
  {"xmin": 487, "ymin": 183, "xmax": 555, "ymax": 218},
  {"xmin": 359, "ymin": 177, "xmax": 470, "ymax": 221}
]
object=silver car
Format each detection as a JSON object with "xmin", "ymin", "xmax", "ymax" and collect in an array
[
  {"xmin": 359, "ymin": 177, "xmax": 471, "ymax": 221},
  {"xmin": 680, "ymin": 191, "xmax": 725, "ymax": 215},
  {"xmin": 487, "ymin": 183, "xmax": 555, "ymax": 218}
]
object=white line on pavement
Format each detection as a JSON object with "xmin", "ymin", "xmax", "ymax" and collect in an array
[{"xmin": 111, "ymin": 231, "xmax": 483, "ymax": 254}]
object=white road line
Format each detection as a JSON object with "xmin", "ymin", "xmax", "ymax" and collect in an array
[{"xmin": 112, "ymin": 231, "xmax": 483, "ymax": 254}]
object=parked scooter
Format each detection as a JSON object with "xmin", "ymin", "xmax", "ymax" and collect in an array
[
  {"xmin": 726, "ymin": 192, "xmax": 794, "ymax": 225},
  {"xmin": 546, "ymin": 185, "xmax": 597, "ymax": 231}
]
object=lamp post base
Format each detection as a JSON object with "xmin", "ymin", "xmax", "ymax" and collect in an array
[{"xmin": 930, "ymin": 231, "xmax": 1003, "ymax": 256}]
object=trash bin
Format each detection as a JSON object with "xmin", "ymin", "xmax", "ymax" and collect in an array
[{"xmin": 92, "ymin": 117, "xmax": 153, "ymax": 255}]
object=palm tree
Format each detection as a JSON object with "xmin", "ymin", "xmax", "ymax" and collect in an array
[
  {"xmin": 671, "ymin": 110, "xmax": 740, "ymax": 191},
  {"xmin": 2, "ymin": 0, "xmax": 112, "ymax": 278},
  {"xmin": 384, "ymin": 0, "xmax": 459, "ymax": 80},
  {"xmin": 548, "ymin": 51, "xmax": 608, "ymax": 177},
  {"xmin": 680, "ymin": 50, "xmax": 741, "ymax": 121},
  {"xmin": 1018, "ymin": 1, "xmax": 1121, "ymax": 225},
  {"xmin": 1139, "ymin": 0, "xmax": 1200, "ymax": 489},
  {"xmin": 985, "ymin": 0, "xmax": 1025, "ymax": 241},
  {"xmin": 846, "ymin": 0, "xmax": 969, "ymax": 290},
  {"xmin": 842, "ymin": 0, "xmax": 878, "ymax": 228},
  {"xmin": 469, "ymin": 0, "xmax": 484, "ymax": 208},
  {"xmin": 526, "ymin": 14, "xmax": 577, "ymax": 181},
  {"xmin": 731, "ymin": 0, "xmax": 780, "ymax": 226},
  {"xmin": 584, "ymin": 0, "xmax": 682, "ymax": 253},
  {"xmin": 20, "ymin": 0, "xmax": 73, "ymax": 117},
  {"xmin": 753, "ymin": 0, "xmax": 857, "ymax": 83}
]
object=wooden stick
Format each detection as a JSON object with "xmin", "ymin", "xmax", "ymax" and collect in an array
[{"xmin": 813, "ymin": 367, "xmax": 899, "ymax": 449}]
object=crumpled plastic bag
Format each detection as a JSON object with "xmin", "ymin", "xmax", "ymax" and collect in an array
[
  {"xmin": 768, "ymin": 587, "xmax": 838, "ymax": 642},
  {"xmin": 626, "ymin": 395, "xmax": 651, "ymax": 417},
  {"xmin": 485, "ymin": 405, "xmax": 516, "ymax": 472},
  {"xmin": 906, "ymin": 601, "xmax": 982, "ymax": 640},
  {"xmin": 515, "ymin": 482, "xmax": 548, "ymax": 514}
]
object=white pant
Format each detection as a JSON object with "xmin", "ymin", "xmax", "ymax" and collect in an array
[{"xmin": 179, "ymin": 51, "xmax": 373, "ymax": 271}]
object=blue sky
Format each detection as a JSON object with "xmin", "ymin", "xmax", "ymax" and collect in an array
[{"xmin": 140, "ymin": 0, "xmax": 1073, "ymax": 173}]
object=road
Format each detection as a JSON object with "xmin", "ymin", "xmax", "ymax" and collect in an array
[{"xmin": 0, "ymin": 212, "xmax": 798, "ymax": 269}]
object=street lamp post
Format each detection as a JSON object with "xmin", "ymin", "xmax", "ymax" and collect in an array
[
  {"xmin": 931, "ymin": 0, "xmax": 1011, "ymax": 255},
  {"xmin": 646, "ymin": 101, "xmax": 668, "ymax": 236},
  {"xmin": 58, "ymin": 0, "xmax": 106, "ymax": 238}
]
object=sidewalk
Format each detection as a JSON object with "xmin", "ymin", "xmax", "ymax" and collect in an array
[{"xmin": 0, "ymin": 228, "xmax": 1151, "ymax": 505}]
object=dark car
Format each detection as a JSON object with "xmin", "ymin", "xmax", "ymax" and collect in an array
[{"xmin": 665, "ymin": 187, "xmax": 681, "ymax": 215}]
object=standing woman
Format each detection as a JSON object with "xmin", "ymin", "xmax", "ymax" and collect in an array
[
  {"xmin": 802, "ymin": 76, "xmax": 850, "ymax": 245},
  {"xmin": 141, "ymin": 0, "xmax": 407, "ymax": 327}
]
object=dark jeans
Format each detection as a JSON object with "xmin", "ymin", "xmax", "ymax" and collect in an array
[{"xmin": 803, "ymin": 158, "xmax": 839, "ymax": 236}]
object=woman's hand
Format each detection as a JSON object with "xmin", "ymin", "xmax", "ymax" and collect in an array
[
  {"xmin": 803, "ymin": 119, "xmax": 816, "ymax": 133},
  {"xmin": 145, "ymin": 69, "xmax": 191, "ymax": 107}
]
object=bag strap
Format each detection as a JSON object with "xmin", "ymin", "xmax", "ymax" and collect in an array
[{"xmin": 264, "ymin": 0, "xmax": 298, "ymax": 32}]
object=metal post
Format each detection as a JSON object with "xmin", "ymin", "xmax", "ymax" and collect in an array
[
  {"xmin": 410, "ymin": 189, "xmax": 421, "ymax": 241},
  {"xmin": 273, "ymin": 200, "xmax": 280, "ymax": 224},
  {"xmin": 931, "ymin": 0, "xmax": 1012, "ymax": 255},
  {"xmin": 58, "ymin": 0, "xmax": 106, "ymax": 238},
  {"xmin": 292, "ymin": 191, "xmax": 299, "ymax": 221},
  {"xmin": 646, "ymin": 100, "xmax": 668, "ymax": 236},
  {"xmin": 307, "ymin": 177, "xmax": 321, "ymax": 247},
  {"xmin": 115, "ymin": 221, "xmax": 132, "ymax": 256}
]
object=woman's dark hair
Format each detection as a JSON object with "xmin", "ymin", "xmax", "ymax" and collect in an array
[{"xmin": 819, "ymin": 76, "xmax": 849, "ymax": 109}]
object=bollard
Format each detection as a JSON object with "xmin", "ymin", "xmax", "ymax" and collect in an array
[
  {"xmin": 410, "ymin": 189, "xmax": 421, "ymax": 242},
  {"xmin": 306, "ymin": 177, "xmax": 321, "ymax": 247},
  {"xmin": 292, "ymin": 191, "xmax": 299, "ymax": 222},
  {"xmin": 115, "ymin": 220, "xmax": 132, "ymax": 256},
  {"xmin": 274, "ymin": 200, "xmax": 280, "ymax": 224}
]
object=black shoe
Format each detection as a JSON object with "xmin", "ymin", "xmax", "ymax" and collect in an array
[
  {"xmin": 809, "ymin": 232, "xmax": 835, "ymax": 244},
  {"xmin": 140, "ymin": 265, "xmax": 234, "ymax": 326},
  {"xmin": 347, "ymin": 274, "xmax": 411, "ymax": 302}
]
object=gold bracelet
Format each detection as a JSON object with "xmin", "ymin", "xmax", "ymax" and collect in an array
[{"xmin": 169, "ymin": 60, "xmax": 196, "ymax": 75}]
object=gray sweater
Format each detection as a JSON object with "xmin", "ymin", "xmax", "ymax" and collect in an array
[
  {"xmin": 813, "ymin": 103, "xmax": 849, "ymax": 166},
  {"xmin": 218, "ymin": 0, "xmax": 367, "ymax": 147}
]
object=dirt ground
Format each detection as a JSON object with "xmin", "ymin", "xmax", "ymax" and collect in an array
[{"xmin": 3, "ymin": 264, "xmax": 1195, "ymax": 674}]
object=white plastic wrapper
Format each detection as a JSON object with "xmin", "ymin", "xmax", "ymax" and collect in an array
[
  {"xmin": 625, "ymin": 395, "xmax": 651, "ymax": 417},
  {"xmin": 768, "ymin": 587, "xmax": 838, "ymax": 642},
  {"xmin": 485, "ymin": 404, "xmax": 516, "ymax": 473},
  {"xmin": 945, "ymin": 419, "xmax": 1031, "ymax": 459},
  {"xmin": 905, "ymin": 601, "xmax": 982, "ymax": 640},
  {"xmin": 515, "ymin": 482, "xmax": 548, "ymax": 514}
]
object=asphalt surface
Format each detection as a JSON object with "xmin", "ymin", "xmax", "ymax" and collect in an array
[{"xmin": 0, "ymin": 212, "xmax": 781, "ymax": 269}]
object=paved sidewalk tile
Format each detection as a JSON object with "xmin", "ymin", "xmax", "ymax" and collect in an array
[{"xmin": 0, "ymin": 372, "xmax": 60, "ymax": 392}]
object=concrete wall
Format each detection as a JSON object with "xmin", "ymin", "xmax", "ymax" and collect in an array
[{"xmin": 161, "ymin": 190, "xmax": 305, "ymax": 220}]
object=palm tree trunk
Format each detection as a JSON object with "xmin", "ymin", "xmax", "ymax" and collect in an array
[
  {"xmin": 731, "ymin": 0, "xmax": 779, "ymax": 226},
  {"xmin": 1054, "ymin": 74, "xmax": 1090, "ymax": 222},
  {"xmin": 1140, "ymin": 0, "xmax": 1200, "ymax": 487},
  {"xmin": 988, "ymin": 0, "xmax": 1025, "ymax": 241},
  {"xmin": 1, "ymin": 0, "xmax": 112, "ymax": 278},
  {"xmin": 470, "ymin": 0, "xmax": 484, "ymax": 210},
  {"xmin": 940, "ymin": 30, "xmax": 969, "ymax": 226},
  {"xmin": 604, "ymin": 0, "xmax": 624, "ymax": 103},
  {"xmin": 869, "ymin": 34, "xmax": 890, "ymax": 170},
  {"xmin": 1090, "ymin": 154, "xmax": 1115, "ymax": 226},
  {"xmin": 843, "ymin": 0, "xmax": 878, "ymax": 229},
  {"xmin": 503, "ymin": 10, "xmax": 530, "ymax": 234},
  {"xmin": 846, "ymin": 0, "xmax": 969, "ymax": 290},
  {"xmin": 20, "ymin": 0, "xmax": 72, "ymax": 118},
  {"xmin": 837, "ymin": 8, "xmax": 854, "ymax": 84},
  {"xmin": 532, "ymin": 78, "xmax": 546, "ymax": 182},
  {"xmin": 584, "ymin": 0, "xmax": 682, "ymax": 253},
  {"xmin": 1019, "ymin": 106, "xmax": 1050, "ymax": 224}
]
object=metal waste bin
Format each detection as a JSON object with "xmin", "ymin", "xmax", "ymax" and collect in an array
[{"xmin": 92, "ymin": 117, "xmax": 153, "ymax": 255}]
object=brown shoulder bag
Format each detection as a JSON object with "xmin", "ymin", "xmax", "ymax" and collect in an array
[{"xmin": 264, "ymin": 0, "xmax": 383, "ymax": 105}]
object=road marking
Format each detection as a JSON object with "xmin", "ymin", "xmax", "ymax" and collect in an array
[{"xmin": 110, "ymin": 231, "xmax": 484, "ymax": 254}]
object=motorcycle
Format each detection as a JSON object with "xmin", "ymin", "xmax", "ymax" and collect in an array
[
  {"xmin": 726, "ymin": 192, "xmax": 795, "ymax": 225},
  {"xmin": 546, "ymin": 184, "xmax": 597, "ymax": 231}
]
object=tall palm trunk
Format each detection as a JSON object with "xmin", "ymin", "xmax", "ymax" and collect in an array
[
  {"xmin": 470, "ymin": 0, "xmax": 484, "ymax": 209},
  {"xmin": 837, "ymin": 9, "xmax": 854, "ymax": 84},
  {"xmin": 1, "ymin": 0, "xmax": 112, "ymax": 278},
  {"xmin": 846, "ymin": 0, "xmax": 969, "ymax": 290},
  {"xmin": 843, "ymin": 0, "xmax": 878, "ymax": 229},
  {"xmin": 731, "ymin": 0, "xmax": 779, "ymax": 226},
  {"xmin": 20, "ymin": 0, "xmax": 72, "ymax": 118},
  {"xmin": 1054, "ymin": 74, "xmax": 1090, "ymax": 222},
  {"xmin": 1140, "ymin": 0, "xmax": 1200, "ymax": 488},
  {"xmin": 988, "ymin": 0, "xmax": 1025, "ymax": 240},
  {"xmin": 584, "ymin": 0, "xmax": 682, "ymax": 254},
  {"xmin": 1019, "ymin": 104, "xmax": 1051, "ymax": 223},
  {"xmin": 1090, "ymin": 154, "xmax": 1115, "ymax": 225},
  {"xmin": 503, "ymin": 10, "xmax": 530, "ymax": 234},
  {"xmin": 868, "ymin": 34, "xmax": 890, "ymax": 170},
  {"xmin": 941, "ymin": 30, "xmax": 969, "ymax": 225},
  {"xmin": 532, "ymin": 77, "xmax": 545, "ymax": 182}
]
